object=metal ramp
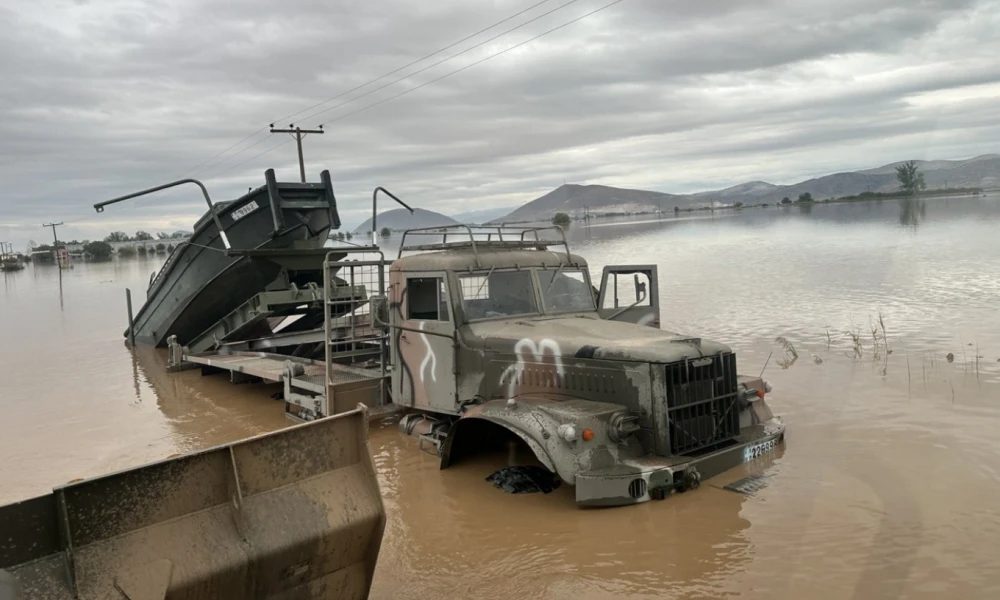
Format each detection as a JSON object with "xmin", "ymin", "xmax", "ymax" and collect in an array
[
  {"xmin": 0, "ymin": 407, "xmax": 386, "ymax": 600},
  {"xmin": 168, "ymin": 248, "xmax": 391, "ymax": 421}
]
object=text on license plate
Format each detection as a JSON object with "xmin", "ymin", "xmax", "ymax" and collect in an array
[
  {"xmin": 743, "ymin": 438, "xmax": 778, "ymax": 462},
  {"xmin": 232, "ymin": 200, "xmax": 260, "ymax": 222}
]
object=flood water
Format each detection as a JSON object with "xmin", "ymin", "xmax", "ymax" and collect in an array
[{"xmin": 3, "ymin": 195, "xmax": 1000, "ymax": 598}]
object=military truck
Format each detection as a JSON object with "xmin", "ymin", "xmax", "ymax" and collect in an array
[{"xmin": 381, "ymin": 225, "xmax": 785, "ymax": 507}]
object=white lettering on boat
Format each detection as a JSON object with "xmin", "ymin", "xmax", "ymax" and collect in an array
[{"xmin": 231, "ymin": 200, "xmax": 260, "ymax": 222}]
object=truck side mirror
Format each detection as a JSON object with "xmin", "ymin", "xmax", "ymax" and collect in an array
[
  {"xmin": 370, "ymin": 295, "xmax": 389, "ymax": 331},
  {"xmin": 634, "ymin": 275, "xmax": 647, "ymax": 303}
]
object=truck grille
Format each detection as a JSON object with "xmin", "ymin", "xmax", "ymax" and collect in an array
[{"xmin": 664, "ymin": 353, "xmax": 740, "ymax": 455}]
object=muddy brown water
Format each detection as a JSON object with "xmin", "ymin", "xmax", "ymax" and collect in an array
[{"xmin": 3, "ymin": 195, "xmax": 1000, "ymax": 598}]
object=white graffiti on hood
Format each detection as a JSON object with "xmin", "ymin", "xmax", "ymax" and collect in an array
[
  {"xmin": 500, "ymin": 338, "xmax": 564, "ymax": 398},
  {"xmin": 418, "ymin": 321, "xmax": 437, "ymax": 383}
]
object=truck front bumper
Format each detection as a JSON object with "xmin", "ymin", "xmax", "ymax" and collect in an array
[{"xmin": 575, "ymin": 418, "xmax": 785, "ymax": 507}]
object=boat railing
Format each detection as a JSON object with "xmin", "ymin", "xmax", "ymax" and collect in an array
[
  {"xmin": 397, "ymin": 225, "xmax": 573, "ymax": 267},
  {"xmin": 93, "ymin": 178, "xmax": 230, "ymax": 249}
]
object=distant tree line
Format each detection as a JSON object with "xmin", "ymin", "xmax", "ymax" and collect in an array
[{"xmin": 104, "ymin": 230, "xmax": 187, "ymax": 243}]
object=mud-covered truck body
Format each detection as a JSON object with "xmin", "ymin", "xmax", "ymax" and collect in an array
[{"xmin": 387, "ymin": 227, "xmax": 785, "ymax": 507}]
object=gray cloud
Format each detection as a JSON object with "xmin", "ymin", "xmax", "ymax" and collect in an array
[{"xmin": 1, "ymin": 0, "xmax": 998, "ymax": 246}]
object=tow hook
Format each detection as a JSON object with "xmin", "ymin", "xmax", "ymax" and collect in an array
[{"xmin": 675, "ymin": 468, "xmax": 701, "ymax": 493}]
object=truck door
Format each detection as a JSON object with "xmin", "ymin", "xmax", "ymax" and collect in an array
[
  {"xmin": 597, "ymin": 265, "xmax": 660, "ymax": 327},
  {"xmin": 392, "ymin": 272, "xmax": 458, "ymax": 413}
]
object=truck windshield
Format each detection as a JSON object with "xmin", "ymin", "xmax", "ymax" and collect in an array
[
  {"xmin": 538, "ymin": 268, "xmax": 596, "ymax": 313},
  {"xmin": 459, "ymin": 270, "xmax": 538, "ymax": 320}
]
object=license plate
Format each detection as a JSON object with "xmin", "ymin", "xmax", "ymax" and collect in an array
[
  {"xmin": 743, "ymin": 438, "xmax": 778, "ymax": 462},
  {"xmin": 232, "ymin": 200, "xmax": 260, "ymax": 222}
]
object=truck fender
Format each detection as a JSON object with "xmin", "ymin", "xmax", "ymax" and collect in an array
[{"xmin": 440, "ymin": 413, "xmax": 557, "ymax": 476}]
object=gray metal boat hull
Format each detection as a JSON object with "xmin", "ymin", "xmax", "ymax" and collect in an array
[{"xmin": 129, "ymin": 169, "xmax": 340, "ymax": 347}]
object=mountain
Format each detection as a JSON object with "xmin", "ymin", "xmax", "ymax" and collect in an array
[
  {"xmin": 353, "ymin": 207, "xmax": 459, "ymax": 233},
  {"xmin": 489, "ymin": 184, "xmax": 697, "ymax": 224},
  {"xmin": 702, "ymin": 154, "xmax": 1000, "ymax": 204},
  {"xmin": 693, "ymin": 181, "xmax": 778, "ymax": 200},
  {"xmin": 491, "ymin": 154, "xmax": 1000, "ymax": 222}
]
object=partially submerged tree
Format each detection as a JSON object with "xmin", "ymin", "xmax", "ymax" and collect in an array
[
  {"xmin": 380, "ymin": 227, "xmax": 392, "ymax": 238},
  {"xmin": 551, "ymin": 212, "xmax": 571, "ymax": 227},
  {"xmin": 896, "ymin": 160, "xmax": 926, "ymax": 195},
  {"xmin": 105, "ymin": 231, "xmax": 129, "ymax": 243},
  {"xmin": 133, "ymin": 230, "xmax": 153, "ymax": 241},
  {"xmin": 83, "ymin": 241, "xmax": 112, "ymax": 261},
  {"xmin": 781, "ymin": 197, "xmax": 792, "ymax": 205},
  {"xmin": 797, "ymin": 192, "xmax": 813, "ymax": 203}
]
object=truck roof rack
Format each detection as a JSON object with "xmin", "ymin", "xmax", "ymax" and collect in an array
[{"xmin": 397, "ymin": 225, "xmax": 573, "ymax": 267}]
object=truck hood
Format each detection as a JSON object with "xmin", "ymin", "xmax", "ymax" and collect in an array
[{"xmin": 467, "ymin": 315, "xmax": 732, "ymax": 363}]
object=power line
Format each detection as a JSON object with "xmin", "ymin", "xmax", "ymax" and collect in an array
[
  {"xmin": 186, "ymin": 131, "xmax": 274, "ymax": 180},
  {"xmin": 317, "ymin": 0, "xmax": 630, "ymax": 128},
  {"xmin": 175, "ymin": 0, "xmax": 561, "ymax": 181},
  {"xmin": 181, "ymin": 126, "xmax": 270, "ymax": 179},
  {"xmin": 192, "ymin": 133, "xmax": 275, "ymax": 182},
  {"xmin": 295, "ymin": 0, "xmax": 585, "ymax": 125},
  {"xmin": 273, "ymin": 0, "xmax": 561, "ymax": 125},
  {"xmin": 206, "ymin": 0, "xmax": 630, "ymax": 182},
  {"xmin": 269, "ymin": 124, "xmax": 324, "ymax": 182},
  {"xmin": 207, "ymin": 137, "xmax": 294, "ymax": 182},
  {"xmin": 42, "ymin": 222, "xmax": 64, "ymax": 247}
]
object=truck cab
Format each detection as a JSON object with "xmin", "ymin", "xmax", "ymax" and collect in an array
[{"xmin": 385, "ymin": 226, "xmax": 785, "ymax": 507}]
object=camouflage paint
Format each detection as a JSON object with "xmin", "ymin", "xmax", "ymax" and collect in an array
[
  {"xmin": 389, "ymin": 269, "xmax": 458, "ymax": 415},
  {"xmin": 389, "ymin": 248, "xmax": 786, "ymax": 506}
]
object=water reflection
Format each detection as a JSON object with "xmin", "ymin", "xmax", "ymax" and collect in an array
[
  {"xmin": 898, "ymin": 197, "xmax": 927, "ymax": 228},
  {"xmin": 131, "ymin": 346, "xmax": 288, "ymax": 452},
  {"xmin": 57, "ymin": 268, "xmax": 64, "ymax": 310}
]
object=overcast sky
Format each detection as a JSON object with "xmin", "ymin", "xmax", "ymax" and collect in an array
[{"xmin": 1, "ymin": 0, "xmax": 998, "ymax": 247}]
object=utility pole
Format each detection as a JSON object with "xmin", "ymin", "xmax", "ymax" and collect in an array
[
  {"xmin": 269, "ymin": 123, "xmax": 324, "ymax": 183},
  {"xmin": 42, "ymin": 222, "xmax": 63, "ymax": 248}
]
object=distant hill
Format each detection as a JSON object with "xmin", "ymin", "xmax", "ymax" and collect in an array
[
  {"xmin": 489, "ymin": 184, "xmax": 696, "ymax": 223},
  {"xmin": 706, "ymin": 154, "xmax": 1000, "ymax": 204},
  {"xmin": 693, "ymin": 181, "xmax": 778, "ymax": 200},
  {"xmin": 490, "ymin": 154, "xmax": 1000, "ymax": 222},
  {"xmin": 353, "ymin": 207, "xmax": 458, "ymax": 233}
]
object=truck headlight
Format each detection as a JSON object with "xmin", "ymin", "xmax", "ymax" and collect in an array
[{"xmin": 608, "ymin": 413, "xmax": 640, "ymax": 443}]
